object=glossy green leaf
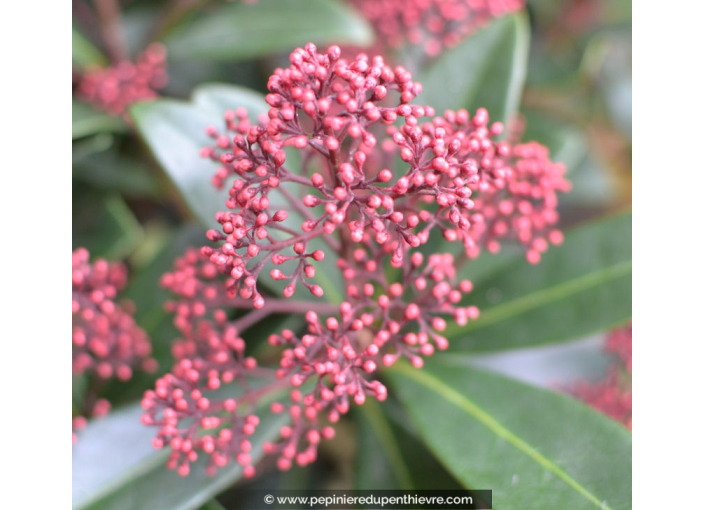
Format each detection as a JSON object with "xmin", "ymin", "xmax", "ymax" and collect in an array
[
  {"xmin": 461, "ymin": 336, "xmax": 612, "ymax": 390},
  {"xmin": 417, "ymin": 13, "xmax": 530, "ymax": 129},
  {"xmin": 73, "ymin": 399, "xmax": 287, "ymax": 510},
  {"xmin": 355, "ymin": 400, "xmax": 464, "ymax": 491},
  {"xmin": 73, "ymin": 100, "xmax": 126, "ymax": 139},
  {"xmin": 387, "ymin": 359, "xmax": 632, "ymax": 510},
  {"xmin": 72, "ymin": 26, "xmax": 107, "ymax": 68},
  {"xmin": 131, "ymin": 84, "xmax": 344, "ymax": 302},
  {"xmin": 165, "ymin": 0, "xmax": 373, "ymax": 62},
  {"xmin": 444, "ymin": 212, "xmax": 632, "ymax": 351},
  {"xmin": 73, "ymin": 404, "xmax": 166, "ymax": 509},
  {"xmin": 131, "ymin": 85, "xmax": 268, "ymax": 229}
]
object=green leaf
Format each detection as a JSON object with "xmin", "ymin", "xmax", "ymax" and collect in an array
[
  {"xmin": 198, "ymin": 500, "xmax": 227, "ymax": 510},
  {"xmin": 165, "ymin": 0, "xmax": 373, "ymax": 62},
  {"xmin": 444, "ymin": 212, "xmax": 632, "ymax": 351},
  {"xmin": 72, "ymin": 194, "xmax": 145, "ymax": 260},
  {"xmin": 73, "ymin": 399, "xmax": 287, "ymax": 510},
  {"xmin": 131, "ymin": 84, "xmax": 344, "ymax": 302},
  {"xmin": 355, "ymin": 401, "xmax": 414, "ymax": 490},
  {"xmin": 355, "ymin": 400, "xmax": 465, "ymax": 491},
  {"xmin": 73, "ymin": 375, "xmax": 88, "ymax": 411},
  {"xmin": 463, "ymin": 336, "xmax": 612, "ymax": 390},
  {"xmin": 124, "ymin": 224, "xmax": 205, "ymax": 321},
  {"xmin": 521, "ymin": 110, "xmax": 616, "ymax": 206},
  {"xmin": 72, "ymin": 133, "xmax": 116, "ymax": 161},
  {"xmin": 73, "ymin": 26, "xmax": 108, "ymax": 68},
  {"xmin": 73, "ymin": 100, "xmax": 127, "ymax": 139},
  {"xmin": 131, "ymin": 84, "xmax": 268, "ymax": 229},
  {"xmin": 417, "ymin": 13, "xmax": 529, "ymax": 129},
  {"xmin": 387, "ymin": 358, "xmax": 632, "ymax": 510},
  {"xmin": 73, "ymin": 404, "xmax": 166, "ymax": 510},
  {"xmin": 73, "ymin": 142, "xmax": 161, "ymax": 199}
]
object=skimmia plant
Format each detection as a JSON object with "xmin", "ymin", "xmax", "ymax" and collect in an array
[
  {"xmin": 73, "ymin": 0, "xmax": 632, "ymax": 508},
  {"xmin": 139, "ymin": 43, "xmax": 570, "ymax": 477}
]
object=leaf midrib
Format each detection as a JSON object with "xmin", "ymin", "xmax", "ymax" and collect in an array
[
  {"xmin": 453, "ymin": 258, "xmax": 632, "ymax": 335},
  {"xmin": 389, "ymin": 363, "xmax": 610, "ymax": 510}
]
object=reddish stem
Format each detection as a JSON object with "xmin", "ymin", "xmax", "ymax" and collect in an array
[
  {"xmin": 276, "ymin": 184, "xmax": 342, "ymax": 254},
  {"xmin": 237, "ymin": 377, "xmax": 291, "ymax": 407},
  {"xmin": 94, "ymin": 0, "xmax": 128, "ymax": 62},
  {"xmin": 229, "ymin": 298, "xmax": 339, "ymax": 317}
]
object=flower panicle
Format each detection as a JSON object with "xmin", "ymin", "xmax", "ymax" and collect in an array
[
  {"xmin": 72, "ymin": 248, "xmax": 156, "ymax": 381},
  {"xmin": 141, "ymin": 358, "xmax": 260, "ymax": 477},
  {"xmin": 142, "ymin": 247, "xmax": 478, "ymax": 476},
  {"xmin": 198, "ymin": 44, "xmax": 569, "ymax": 310},
  {"xmin": 141, "ymin": 43, "xmax": 571, "ymax": 477},
  {"xmin": 72, "ymin": 248, "xmax": 156, "ymax": 442}
]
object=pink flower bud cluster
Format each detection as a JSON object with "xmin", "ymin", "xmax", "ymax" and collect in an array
[
  {"xmin": 72, "ymin": 248, "xmax": 156, "ymax": 381},
  {"xmin": 160, "ymin": 249, "xmax": 250, "ymax": 366},
  {"xmin": 262, "ymin": 389, "xmax": 336, "ymax": 471},
  {"xmin": 73, "ymin": 248, "xmax": 156, "ymax": 442},
  {"xmin": 77, "ymin": 43, "xmax": 167, "ymax": 116},
  {"xmin": 142, "ymin": 44, "xmax": 570, "ymax": 478},
  {"xmin": 569, "ymin": 324, "xmax": 632, "ymax": 430},
  {"xmin": 142, "ymin": 248, "xmax": 277, "ymax": 476},
  {"xmin": 141, "ymin": 360, "xmax": 261, "ymax": 477},
  {"xmin": 605, "ymin": 322, "xmax": 632, "ymax": 373},
  {"xmin": 258, "ymin": 251, "xmax": 479, "ymax": 470},
  {"xmin": 144, "ymin": 246, "xmax": 475, "ymax": 475},
  {"xmin": 200, "ymin": 44, "xmax": 568, "ymax": 308},
  {"xmin": 349, "ymin": 0, "xmax": 524, "ymax": 56},
  {"xmin": 383, "ymin": 109, "xmax": 571, "ymax": 264},
  {"xmin": 199, "ymin": 44, "xmax": 426, "ymax": 307}
]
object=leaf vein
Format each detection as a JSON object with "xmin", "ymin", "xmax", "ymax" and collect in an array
[
  {"xmin": 466, "ymin": 259, "xmax": 632, "ymax": 332},
  {"xmin": 390, "ymin": 363, "xmax": 611, "ymax": 510}
]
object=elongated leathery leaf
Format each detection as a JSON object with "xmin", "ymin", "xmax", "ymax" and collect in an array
[{"xmin": 387, "ymin": 358, "xmax": 632, "ymax": 510}]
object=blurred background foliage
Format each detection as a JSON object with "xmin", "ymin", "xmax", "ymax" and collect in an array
[{"xmin": 72, "ymin": 0, "xmax": 631, "ymax": 508}]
